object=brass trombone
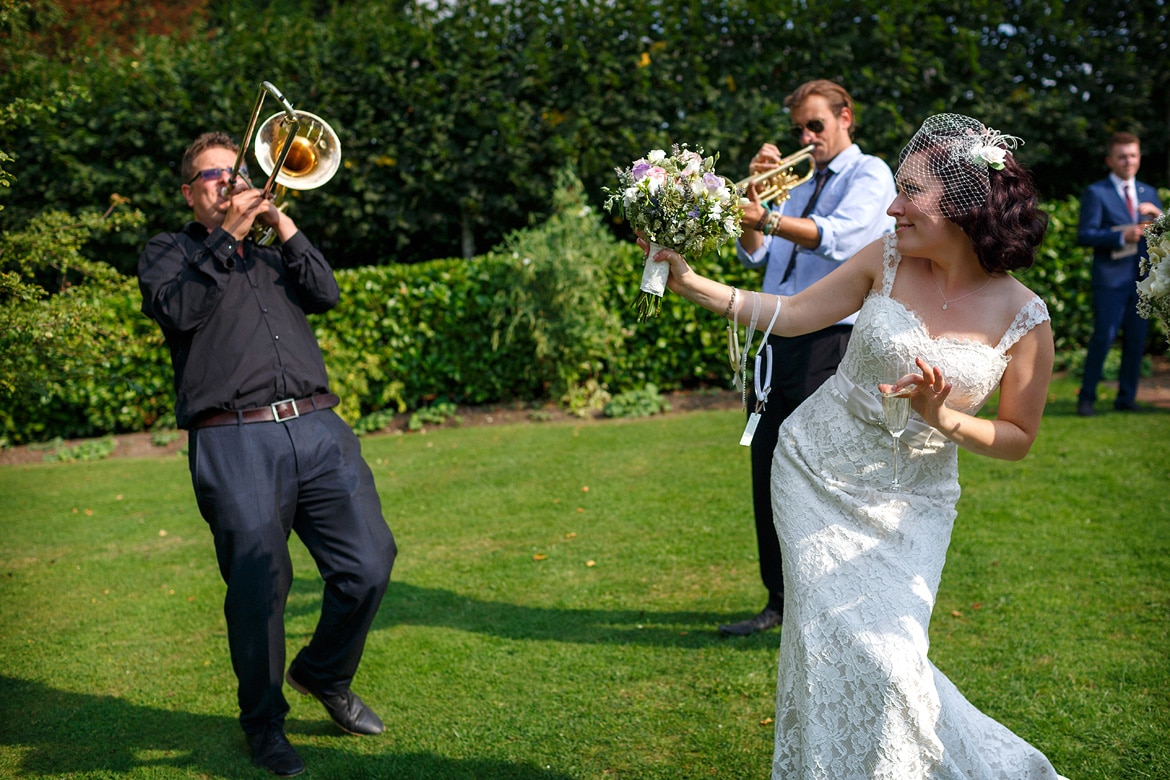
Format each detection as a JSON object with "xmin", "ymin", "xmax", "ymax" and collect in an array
[
  {"xmin": 735, "ymin": 144, "xmax": 816, "ymax": 206},
  {"xmin": 227, "ymin": 81, "xmax": 342, "ymax": 244}
]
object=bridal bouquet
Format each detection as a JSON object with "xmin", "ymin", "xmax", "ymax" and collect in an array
[
  {"xmin": 605, "ymin": 145, "xmax": 744, "ymax": 320},
  {"xmin": 1136, "ymin": 212, "xmax": 1170, "ymax": 338}
]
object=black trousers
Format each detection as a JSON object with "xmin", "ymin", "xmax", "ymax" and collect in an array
[
  {"xmin": 747, "ymin": 326, "xmax": 851, "ymax": 609},
  {"xmin": 188, "ymin": 409, "xmax": 396, "ymax": 735}
]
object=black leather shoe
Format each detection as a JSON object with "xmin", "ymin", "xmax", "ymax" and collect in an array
[
  {"xmin": 246, "ymin": 725, "xmax": 305, "ymax": 777},
  {"xmin": 287, "ymin": 664, "xmax": 385, "ymax": 736},
  {"xmin": 719, "ymin": 606, "xmax": 783, "ymax": 636},
  {"xmin": 1114, "ymin": 401, "xmax": 1146, "ymax": 412},
  {"xmin": 1076, "ymin": 398, "xmax": 1096, "ymax": 417}
]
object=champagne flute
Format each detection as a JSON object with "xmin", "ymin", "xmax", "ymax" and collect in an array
[{"xmin": 881, "ymin": 363, "xmax": 914, "ymax": 488}]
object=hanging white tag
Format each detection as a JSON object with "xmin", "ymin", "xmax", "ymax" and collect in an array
[{"xmin": 740, "ymin": 412, "xmax": 762, "ymax": 446}]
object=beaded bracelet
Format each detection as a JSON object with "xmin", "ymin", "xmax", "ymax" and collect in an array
[
  {"xmin": 767, "ymin": 212, "xmax": 784, "ymax": 236},
  {"xmin": 754, "ymin": 212, "xmax": 770, "ymax": 233},
  {"xmin": 723, "ymin": 287, "xmax": 738, "ymax": 320}
]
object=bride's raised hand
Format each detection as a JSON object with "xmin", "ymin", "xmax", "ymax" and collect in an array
[{"xmin": 907, "ymin": 357, "xmax": 952, "ymax": 428}]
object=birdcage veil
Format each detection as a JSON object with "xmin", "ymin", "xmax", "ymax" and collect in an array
[{"xmin": 894, "ymin": 114, "xmax": 1024, "ymax": 218}]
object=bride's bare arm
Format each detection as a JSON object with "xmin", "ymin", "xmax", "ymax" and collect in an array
[{"xmin": 655, "ymin": 237, "xmax": 883, "ymax": 336}]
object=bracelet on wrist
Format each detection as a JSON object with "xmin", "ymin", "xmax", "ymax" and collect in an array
[
  {"xmin": 767, "ymin": 212, "xmax": 783, "ymax": 236},
  {"xmin": 723, "ymin": 287, "xmax": 738, "ymax": 320}
]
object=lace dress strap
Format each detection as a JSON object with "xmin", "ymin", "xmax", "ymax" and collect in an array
[
  {"xmin": 995, "ymin": 295, "xmax": 1050, "ymax": 354},
  {"xmin": 880, "ymin": 232, "xmax": 900, "ymax": 296}
]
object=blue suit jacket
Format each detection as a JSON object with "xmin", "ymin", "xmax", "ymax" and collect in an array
[{"xmin": 1077, "ymin": 177, "xmax": 1163, "ymax": 289}]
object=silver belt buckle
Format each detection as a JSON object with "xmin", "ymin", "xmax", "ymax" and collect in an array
[{"xmin": 271, "ymin": 398, "xmax": 300, "ymax": 422}]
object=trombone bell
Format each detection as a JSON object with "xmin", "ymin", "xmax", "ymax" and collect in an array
[{"xmin": 255, "ymin": 110, "xmax": 341, "ymax": 191}]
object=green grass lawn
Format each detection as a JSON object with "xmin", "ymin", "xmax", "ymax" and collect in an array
[{"xmin": 1, "ymin": 377, "xmax": 1167, "ymax": 779}]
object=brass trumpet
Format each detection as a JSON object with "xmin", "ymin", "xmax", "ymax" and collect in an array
[
  {"xmin": 227, "ymin": 82, "xmax": 342, "ymax": 245},
  {"xmin": 735, "ymin": 144, "xmax": 816, "ymax": 206}
]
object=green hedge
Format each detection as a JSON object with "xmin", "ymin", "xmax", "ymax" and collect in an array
[
  {"xmin": 3, "ymin": 0, "xmax": 1167, "ymax": 275},
  {"xmin": 2, "ymin": 185, "xmax": 1166, "ymax": 445}
]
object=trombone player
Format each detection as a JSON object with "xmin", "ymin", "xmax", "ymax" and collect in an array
[
  {"xmin": 720, "ymin": 79, "xmax": 895, "ymax": 637},
  {"xmin": 138, "ymin": 129, "xmax": 396, "ymax": 777}
]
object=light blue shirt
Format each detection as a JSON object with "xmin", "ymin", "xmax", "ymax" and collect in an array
[{"xmin": 738, "ymin": 143, "xmax": 896, "ymax": 326}]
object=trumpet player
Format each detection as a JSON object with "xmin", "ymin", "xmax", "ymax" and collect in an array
[
  {"xmin": 138, "ymin": 132, "xmax": 396, "ymax": 776},
  {"xmin": 720, "ymin": 80, "xmax": 895, "ymax": 637}
]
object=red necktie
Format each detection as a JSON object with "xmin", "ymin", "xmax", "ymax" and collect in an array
[{"xmin": 1125, "ymin": 184, "xmax": 1137, "ymax": 222}]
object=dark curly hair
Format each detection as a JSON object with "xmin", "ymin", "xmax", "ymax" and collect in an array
[{"xmin": 942, "ymin": 154, "xmax": 1048, "ymax": 274}]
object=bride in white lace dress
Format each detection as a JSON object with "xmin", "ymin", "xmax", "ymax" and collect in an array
[{"xmin": 647, "ymin": 115, "xmax": 1069, "ymax": 779}]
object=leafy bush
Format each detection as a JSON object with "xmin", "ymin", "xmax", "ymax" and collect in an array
[
  {"xmin": 3, "ymin": 188, "xmax": 1166, "ymax": 445},
  {"xmin": 5, "ymin": 0, "xmax": 1167, "ymax": 277},
  {"xmin": 36, "ymin": 435, "xmax": 118, "ymax": 463},
  {"xmin": 352, "ymin": 408, "xmax": 397, "ymax": 437},
  {"xmin": 408, "ymin": 400, "xmax": 461, "ymax": 432},
  {"xmin": 492, "ymin": 168, "xmax": 624, "ymax": 403},
  {"xmin": 603, "ymin": 384, "xmax": 671, "ymax": 419}
]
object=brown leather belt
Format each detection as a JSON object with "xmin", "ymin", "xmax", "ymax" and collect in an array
[{"xmin": 190, "ymin": 393, "xmax": 340, "ymax": 430}]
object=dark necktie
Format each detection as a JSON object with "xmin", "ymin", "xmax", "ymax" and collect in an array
[{"xmin": 780, "ymin": 167, "xmax": 833, "ymax": 285}]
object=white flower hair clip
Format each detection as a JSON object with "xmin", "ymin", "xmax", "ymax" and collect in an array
[
  {"xmin": 972, "ymin": 128, "xmax": 1023, "ymax": 170},
  {"xmin": 897, "ymin": 114, "xmax": 1026, "ymax": 217}
]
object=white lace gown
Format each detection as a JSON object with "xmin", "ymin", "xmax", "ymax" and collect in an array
[{"xmin": 769, "ymin": 234, "xmax": 1066, "ymax": 779}]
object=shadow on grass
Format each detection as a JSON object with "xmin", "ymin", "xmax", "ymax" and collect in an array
[
  {"xmin": 284, "ymin": 579, "xmax": 779, "ymax": 650},
  {"xmin": 0, "ymin": 676, "xmax": 574, "ymax": 779}
]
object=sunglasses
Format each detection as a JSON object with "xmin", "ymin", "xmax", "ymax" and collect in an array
[
  {"xmin": 788, "ymin": 119, "xmax": 826, "ymax": 139},
  {"xmin": 187, "ymin": 166, "xmax": 249, "ymax": 185}
]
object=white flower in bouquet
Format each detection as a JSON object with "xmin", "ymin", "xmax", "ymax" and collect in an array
[
  {"xmin": 604, "ymin": 144, "xmax": 745, "ymax": 320},
  {"xmin": 1136, "ymin": 212, "xmax": 1170, "ymax": 334}
]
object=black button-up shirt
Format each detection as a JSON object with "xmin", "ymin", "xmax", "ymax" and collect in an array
[{"xmin": 138, "ymin": 222, "xmax": 339, "ymax": 428}]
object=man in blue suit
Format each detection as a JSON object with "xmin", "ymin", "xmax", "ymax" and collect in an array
[{"xmin": 1076, "ymin": 131, "xmax": 1164, "ymax": 416}]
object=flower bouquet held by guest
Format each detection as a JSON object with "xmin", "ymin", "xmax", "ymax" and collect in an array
[
  {"xmin": 1136, "ymin": 212, "xmax": 1170, "ymax": 343},
  {"xmin": 605, "ymin": 144, "xmax": 744, "ymax": 320},
  {"xmin": 643, "ymin": 114, "xmax": 1069, "ymax": 779}
]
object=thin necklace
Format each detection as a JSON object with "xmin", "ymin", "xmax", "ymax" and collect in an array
[{"xmin": 931, "ymin": 267, "xmax": 992, "ymax": 310}]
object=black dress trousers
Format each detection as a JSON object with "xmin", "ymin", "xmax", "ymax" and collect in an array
[{"xmin": 187, "ymin": 409, "xmax": 396, "ymax": 735}]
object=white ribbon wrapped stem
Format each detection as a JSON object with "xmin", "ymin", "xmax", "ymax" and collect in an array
[{"xmin": 641, "ymin": 242, "xmax": 671, "ymax": 296}]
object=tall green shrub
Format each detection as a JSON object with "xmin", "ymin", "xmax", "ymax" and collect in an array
[{"xmin": 491, "ymin": 168, "xmax": 624, "ymax": 404}]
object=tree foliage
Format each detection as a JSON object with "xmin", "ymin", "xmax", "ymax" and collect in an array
[
  {"xmin": 0, "ymin": 0, "xmax": 1167, "ymax": 444},
  {"xmin": 0, "ymin": 0, "xmax": 1165, "ymax": 273}
]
